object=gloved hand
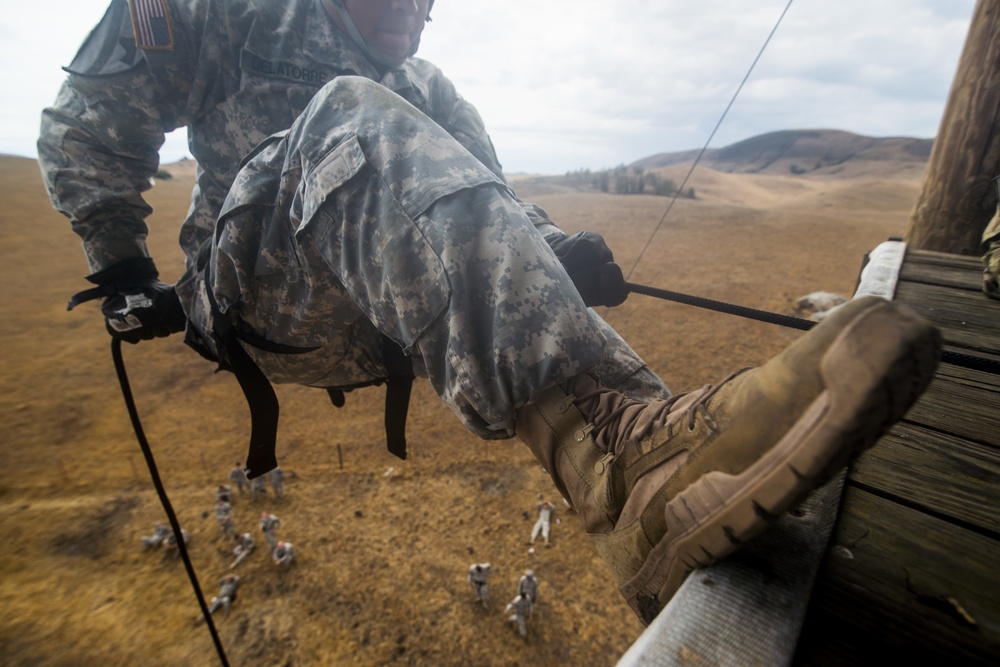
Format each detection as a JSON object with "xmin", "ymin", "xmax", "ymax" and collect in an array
[
  {"xmin": 549, "ymin": 231, "xmax": 629, "ymax": 307},
  {"xmin": 67, "ymin": 257, "xmax": 187, "ymax": 343}
]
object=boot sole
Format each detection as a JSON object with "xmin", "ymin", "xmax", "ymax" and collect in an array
[{"xmin": 621, "ymin": 299, "xmax": 942, "ymax": 624}]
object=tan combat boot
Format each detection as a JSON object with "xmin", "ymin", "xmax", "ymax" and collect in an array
[{"xmin": 514, "ymin": 296, "xmax": 941, "ymax": 624}]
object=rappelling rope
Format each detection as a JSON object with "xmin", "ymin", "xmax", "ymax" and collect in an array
[
  {"xmin": 624, "ymin": 280, "xmax": 1000, "ymax": 375},
  {"xmin": 111, "ymin": 339, "xmax": 230, "ymax": 667}
]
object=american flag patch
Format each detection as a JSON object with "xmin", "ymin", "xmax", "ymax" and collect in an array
[{"xmin": 127, "ymin": 0, "xmax": 174, "ymax": 50}]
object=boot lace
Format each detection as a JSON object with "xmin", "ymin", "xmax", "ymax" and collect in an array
[{"xmin": 573, "ymin": 368, "xmax": 750, "ymax": 458}]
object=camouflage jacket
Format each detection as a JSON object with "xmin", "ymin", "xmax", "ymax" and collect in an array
[
  {"xmin": 39, "ymin": 0, "xmax": 563, "ymax": 294},
  {"xmin": 983, "ymin": 202, "xmax": 1000, "ymax": 299}
]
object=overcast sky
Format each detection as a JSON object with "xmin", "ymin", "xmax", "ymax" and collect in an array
[{"xmin": 0, "ymin": 0, "xmax": 977, "ymax": 175}]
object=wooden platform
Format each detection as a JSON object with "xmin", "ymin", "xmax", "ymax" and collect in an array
[{"xmin": 794, "ymin": 248, "xmax": 1000, "ymax": 665}]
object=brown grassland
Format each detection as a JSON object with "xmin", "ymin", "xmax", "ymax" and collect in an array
[{"xmin": 0, "ymin": 153, "xmax": 925, "ymax": 666}]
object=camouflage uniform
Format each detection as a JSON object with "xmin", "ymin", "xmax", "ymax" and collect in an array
[
  {"xmin": 467, "ymin": 562, "xmax": 492, "ymax": 609},
  {"xmin": 162, "ymin": 528, "xmax": 191, "ymax": 557},
  {"xmin": 39, "ymin": 0, "xmax": 666, "ymax": 443},
  {"xmin": 230, "ymin": 532, "xmax": 255, "ymax": 569},
  {"xmin": 214, "ymin": 499, "xmax": 235, "ymax": 540},
  {"xmin": 268, "ymin": 466, "xmax": 286, "ymax": 497},
  {"xmin": 272, "ymin": 540, "xmax": 296, "ymax": 569},
  {"xmin": 531, "ymin": 501, "xmax": 555, "ymax": 545},
  {"xmin": 983, "ymin": 204, "xmax": 1000, "ymax": 300},
  {"xmin": 259, "ymin": 511, "xmax": 281, "ymax": 549},
  {"xmin": 250, "ymin": 475, "xmax": 268, "ymax": 501},
  {"xmin": 517, "ymin": 571, "xmax": 538, "ymax": 608},
  {"xmin": 229, "ymin": 465, "xmax": 250, "ymax": 495},
  {"xmin": 216, "ymin": 484, "xmax": 233, "ymax": 504},
  {"xmin": 140, "ymin": 522, "xmax": 170, "ymax": 549},
  {"xmin": 206, "ymin": 574, "xmax": 240, "ymax": 619},
  {"xmin": 504, "ymin": 593, "xmax": 531, "ymax": 638}
]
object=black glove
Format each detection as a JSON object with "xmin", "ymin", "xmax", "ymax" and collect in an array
[
  {"xmin": 67, "ymin": 257, "xmax": 187, "ymax": 343},
  {"xmin": 549, "ymin": 231, "xmax": 629, "ymax": 307}
]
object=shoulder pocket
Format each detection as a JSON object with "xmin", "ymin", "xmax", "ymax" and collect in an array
[{"xmin": 65, "ymin": 0, "xmax": 147, "ymax": 76}]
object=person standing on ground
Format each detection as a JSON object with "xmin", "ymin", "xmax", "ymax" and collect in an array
[{"xmin": 467, "ymin": 563, "xmax": 492, "ymax": 609}]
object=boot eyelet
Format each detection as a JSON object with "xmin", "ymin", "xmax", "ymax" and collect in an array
[
  {"xmin": 557, "ymin": 402, "xmax": 568, "ymax": 414},
  {"xmin": 574, "ymin": 429, "xmax": 586, "ymax": 442}
]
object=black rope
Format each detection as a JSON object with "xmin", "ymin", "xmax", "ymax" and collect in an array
[
  {"xmin": 111, "ymin": 338, "xmax": 230, "ymax": 667},
  {"xmin": 626, "ymin": 281, "xmax": 815, "ymax": 331},
  {"xmin": 625, "ymin": 281, "xmax": 1000, "ymax": 376}
]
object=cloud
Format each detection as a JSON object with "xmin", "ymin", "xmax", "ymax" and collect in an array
[
  {"xmin": 4, "ymin": 0, "xmax": 977, "ymax": 174},
  {"xmin": 420, "ymin": 0, "xmax": 975, "ymax": 173}
]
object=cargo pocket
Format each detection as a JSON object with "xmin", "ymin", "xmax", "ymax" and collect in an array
[{"xmin": 295, "ymin": 133, "xmax": 451, "ymax": 351}]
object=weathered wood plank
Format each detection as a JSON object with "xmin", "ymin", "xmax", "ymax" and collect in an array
[
  {"xmin": 894, "ymin": 281, "xmax": 1000, "ymax": 353},
  {"xmin": 796, "ymin": 487, "xmax": 1000, "ymax": 666},
  {"xmin": 895, "ymin": 278, "xmax": 1000, "ymax": 330},
  {"xmin": 903, "ymin": 364, "xmax": 1000, "ymax": 449},
  {"xmin": 850, "ymin": 422, "xmax": 1000, "ymax": 534},
  {"xmin": 899, "ymin": 260, "xmax": 986, "ymax": 291},
  {"xmin": 935, "ymin": 358, "xmax": 1000, "ymax": 390},
  {"xmin": 905, "ymin": 249, "xmax": 986, "ymax": 271}
]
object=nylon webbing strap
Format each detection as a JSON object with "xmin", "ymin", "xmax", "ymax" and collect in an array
[
  {"xmin": 625, "ymin": 282, "xmax": 1000, "ymax": 376},
  {"xmin": 221, "ymin": 331, "xmax": 280, "ymax": 479},
  {"xmin": 111, "ymin": 339, "xmax": 230, "ymax": 667},
  {"xmin": 625, "ymin": 282, "xmax": 815, "ymax": 331},
  {"xmin": 382, "ymin": 336, "xmax": 415, "ymax": 461}
]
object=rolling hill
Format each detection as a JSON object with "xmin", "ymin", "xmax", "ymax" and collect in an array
[{"xmin": 630, "ymin": 129, "xmax": 932, "ymax": 178}]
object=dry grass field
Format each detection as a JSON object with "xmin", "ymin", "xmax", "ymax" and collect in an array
[{"xmin": 0, "ymin": 151, "xmax": 924, "ymax": 666}]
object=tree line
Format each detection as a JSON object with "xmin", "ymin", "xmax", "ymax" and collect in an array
[{"xmin": 561, "ymin": 166, "xmax": 695, "ymax": 198}]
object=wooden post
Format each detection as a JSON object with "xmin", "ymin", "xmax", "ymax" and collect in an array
[{"xmin": 905, "ymin": 0, "xmax": 1000, "ymax": 254}]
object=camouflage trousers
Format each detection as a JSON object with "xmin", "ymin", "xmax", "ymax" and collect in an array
[
  {"xmin": 983, "ymin": 207, "xmax": 1000, "ymax": 300},
  {"xmin": 201, "ymin": 76, "xmax": 668, "ymax": 439}
]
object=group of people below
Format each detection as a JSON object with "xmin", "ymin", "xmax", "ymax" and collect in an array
[
  {"xmin": 141, "ymin": 464, "xmax": 297, "ymax": 624},
  {"xmin": 216, "ymin": 467, "xmax": 296, "ymax": 572},
  {"xmin": 202, "ymin": 475, "xmax": 297, "ymax": 622},
  {"xmin": 139, "ymin": 523, "xmax": 190, "ymax": 557},
  {"xmin": 229, "ymin": 464, "xmax": 287, "ymax": 501},
  {"xmin": 468, "ymin": 565, "xmax": 540, "ymax": 638},
  {"xmin": 461, "ymin": 493, "xmax": 569, "ymax": 639}
]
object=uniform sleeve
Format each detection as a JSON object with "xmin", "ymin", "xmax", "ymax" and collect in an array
[
  {"xmin": 421, "ymin": 62, "xmax": 569, "ymax": 246},
  {"xmin": 37, "ymin": 0, "xmax": 223, "ymax": 274}
]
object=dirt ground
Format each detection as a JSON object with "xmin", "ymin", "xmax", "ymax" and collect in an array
[{"xmin": 0, "ymin": 154, "xmax": 922, "ymax": 666}]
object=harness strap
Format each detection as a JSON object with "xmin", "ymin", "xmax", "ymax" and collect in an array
[
  {"xmin": 209, "ymin": 308, "xmax": 287, "ymax": 479},
  {"xmin": 625, "ymin": 281, "xmax": 1000, "ymax": 375},
  {"xmin": 382, "ymin": 337, "xmax": 415, "ymax": 461},
  {"xmin": 208, "ymin": 291, "xmax": 415, "ymax": 474},
  {"xmin": 321, "ymin": 337, "xmax": 415, "ymax": 460}
]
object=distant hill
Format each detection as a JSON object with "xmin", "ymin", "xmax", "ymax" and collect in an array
[{"xmin": 631, "ymin": 129, "xmax": 933, "ymax": 178}]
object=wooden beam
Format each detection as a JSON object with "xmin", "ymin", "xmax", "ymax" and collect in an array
[{"xmin": 906, "ymin": 0, "xmax": 1000, "ymax": 254}]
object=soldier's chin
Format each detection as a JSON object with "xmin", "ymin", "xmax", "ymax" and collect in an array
[{"xmin": 373, "ymin": 31, "xmax": 415, "ymax": 57}]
